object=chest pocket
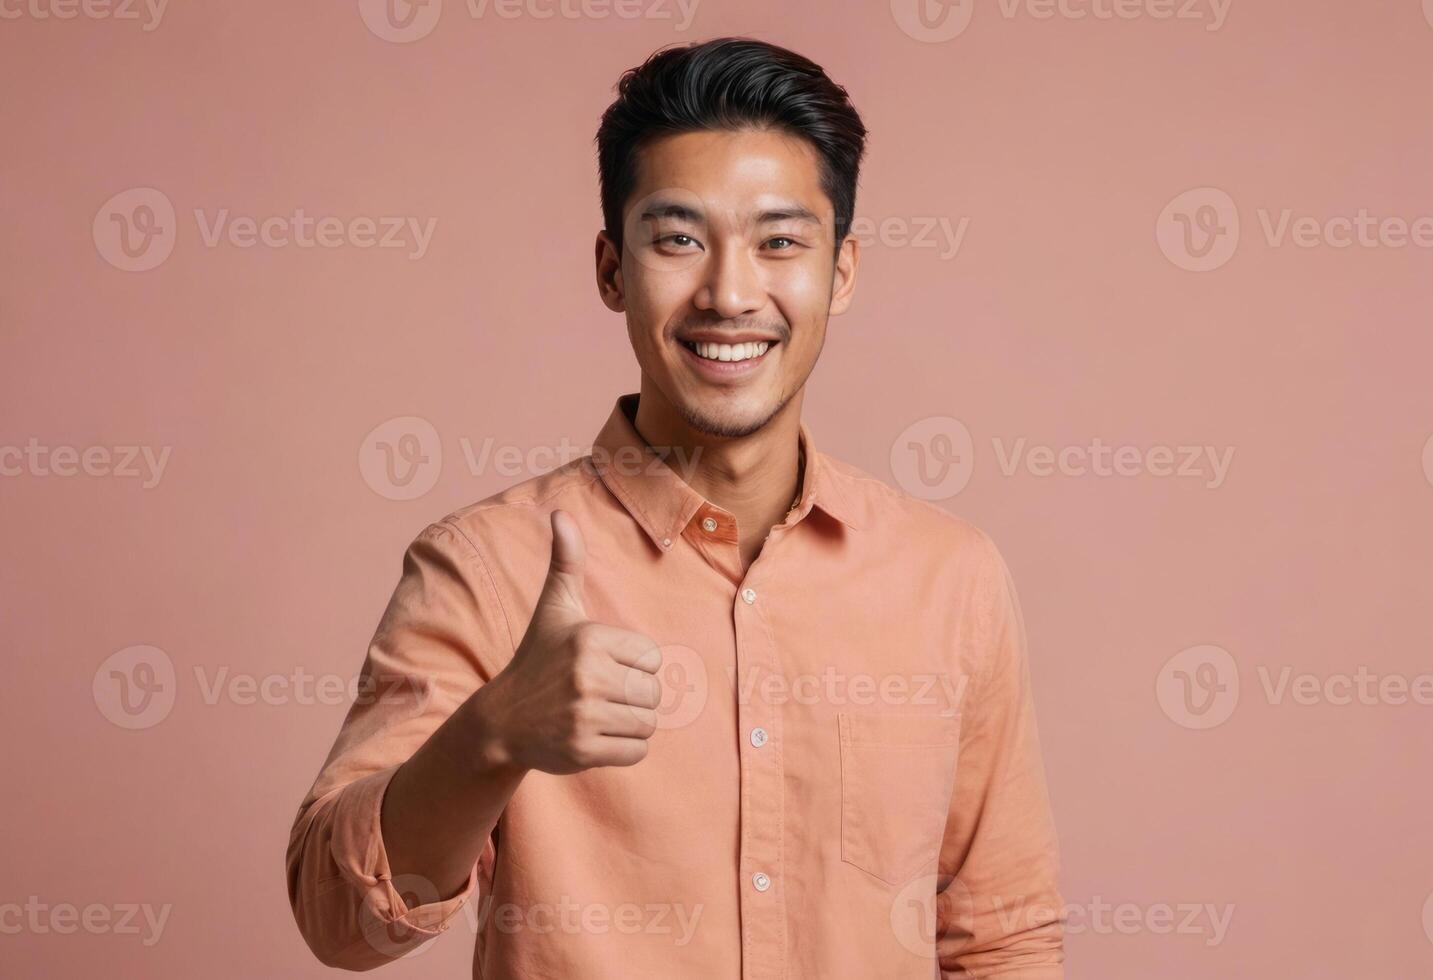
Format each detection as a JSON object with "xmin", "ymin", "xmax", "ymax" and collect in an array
[{"xmin": 838, "ymin": 712, "xmax": 961, "ymax": 885}]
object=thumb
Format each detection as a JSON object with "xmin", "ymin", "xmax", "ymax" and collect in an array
[{"xmin": 536, "ymin": 508, "xmax": 587, "ymax": 622}]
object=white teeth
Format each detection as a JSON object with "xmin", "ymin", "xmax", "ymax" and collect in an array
[{"xmin": 689, "ymin": 341, "xmax": 770, "ymax": 363}]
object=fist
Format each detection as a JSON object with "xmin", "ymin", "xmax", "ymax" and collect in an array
[{"xmin": 475, "ymin": 509, "xmax": 664, "ymax": 775}]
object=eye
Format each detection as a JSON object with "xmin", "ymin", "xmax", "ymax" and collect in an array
[
  {"xmin": 765, "ymin": 237, "xmax": 799, "ymax": 250},
  {"xmin": 657, "ymin": 233, "xmax": 700, "ymax": 249}
]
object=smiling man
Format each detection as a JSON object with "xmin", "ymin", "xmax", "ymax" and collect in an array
[{"xmin": 287, "ymin": 37, "xmax": 1065, "ymax": 979}]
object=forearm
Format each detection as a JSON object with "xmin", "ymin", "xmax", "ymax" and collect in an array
[{"xmin": 380, "ymin": 684, "xmax": 528, "ymax": 899}]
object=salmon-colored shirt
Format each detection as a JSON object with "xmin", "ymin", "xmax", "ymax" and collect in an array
[{"xmin": 287, "ymin": 392, "xmax": 1065, "ymax": 979}]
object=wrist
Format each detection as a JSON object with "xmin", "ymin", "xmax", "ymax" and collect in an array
[{"xmin": 458, "ymin": 683, "xmax": 526, "ymax": 782}]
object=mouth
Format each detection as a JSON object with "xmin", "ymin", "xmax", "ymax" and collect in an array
[{"xmin": 676, "ymin": 338, "xmax": 778, "ymax": 382}]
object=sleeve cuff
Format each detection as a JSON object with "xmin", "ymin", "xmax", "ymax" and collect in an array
[{"xmin": 326, "ymin": 765, "xmax": 481, "ymax": 944}]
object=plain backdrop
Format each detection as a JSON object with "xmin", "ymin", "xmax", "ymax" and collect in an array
[{"xmin": 2, "ymin": 1, "xmax": 1432, "ymax": 977}]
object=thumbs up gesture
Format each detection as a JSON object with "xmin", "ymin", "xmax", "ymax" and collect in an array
[{"xmin": 476, "ymin": 509, "xmax": 664, "ymax": 775}]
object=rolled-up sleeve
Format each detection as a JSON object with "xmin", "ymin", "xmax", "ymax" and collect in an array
[
  {"xmin": 285, "ymin": 518, "xmax": 511, "ymax": 970},
  {"xmin": 938, "ymin": 530, "xmax": 1065, "ymax": 979}
]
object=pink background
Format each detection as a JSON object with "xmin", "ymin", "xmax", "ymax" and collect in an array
[{"xmin": 3, "ymin": 1, "xmax": 1432, "ymax": 976}]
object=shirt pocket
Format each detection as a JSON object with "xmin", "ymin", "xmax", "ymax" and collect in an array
[{"xmin": 837, "ymin": 711, "xmax": 962, "ymax": 886}]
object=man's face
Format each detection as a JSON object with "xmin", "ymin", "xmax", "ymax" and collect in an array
[{"xmin": 597, "ymin": 128, "xmax": 859, "ymax": 438}]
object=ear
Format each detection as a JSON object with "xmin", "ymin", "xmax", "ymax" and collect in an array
[
  {"xmin": 827, "ymin": 233, "xmax": 860, "ymax": 316},
  {"xmin": 595, "ymin": 230, "xmax": 626, "ymax": 313}
]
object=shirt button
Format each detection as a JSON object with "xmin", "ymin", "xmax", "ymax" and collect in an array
[
  {"xmin": 752, "ymin": 872, "xmax": 771, "ymax": 892},
  {"xmin": 661, "ymin": 537, "xmax": 671, "ymax": 548},
  {"xmin": 701, "ymin": 516, "xmax": 718, "ymax": 533},
  {"xmin": 750, "ymin": 727, "xmax": 768, "ymax": 747},
  {"xmin": 741, "ymin": 588, "xmax": 757, "ymax": 604}
]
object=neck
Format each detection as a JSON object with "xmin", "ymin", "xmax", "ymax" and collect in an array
[{"xmin": 631, "ymin": 380, "xmax": 806, "ymax": 557}]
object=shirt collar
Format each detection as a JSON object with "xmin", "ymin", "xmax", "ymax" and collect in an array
[{"xmin": 589, "ymin": 392, "xmax": 863, "ymax": 552}]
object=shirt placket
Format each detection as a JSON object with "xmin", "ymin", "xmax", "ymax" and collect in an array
[{"xmin": 683, "ymin": 503, "xmax": 788, "ymax": 980}]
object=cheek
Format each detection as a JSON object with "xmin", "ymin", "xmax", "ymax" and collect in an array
[
  {"xmin": 767, "ymin": 260, "xmax": 835, "ymax": 331},
  {"xmin": 625, "ymin": 263, "xmax": 695, "ymax": 327}
]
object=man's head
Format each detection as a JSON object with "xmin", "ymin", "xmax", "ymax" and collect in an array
[{"xmin": 594, "ymin": 37, "xmax": 867, "ymax": 439}]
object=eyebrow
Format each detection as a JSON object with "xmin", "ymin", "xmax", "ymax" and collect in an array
[{"xmin": 636, "ymin": 199, "xmax": 823, "ymax": 227}]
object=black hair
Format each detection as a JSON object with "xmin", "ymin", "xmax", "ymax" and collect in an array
[{"xmin": 595, "ymin": 36, "xmax": 868, "ymax": 259}]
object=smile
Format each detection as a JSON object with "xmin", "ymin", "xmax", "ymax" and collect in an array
[
  {"xmin": 679, "ymin": 340, "xmax": 771, "ymax": 362},
  {"xmin": 676, "ymin": 338, "xmax": 778, "ymax": 382}
]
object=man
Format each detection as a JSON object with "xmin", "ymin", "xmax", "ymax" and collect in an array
[{"xmin": 287, "ymin": 36, "xmax": 1065, "ymax": 979}]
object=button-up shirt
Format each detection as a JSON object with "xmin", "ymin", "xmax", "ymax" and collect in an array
[{"xmin": 287, "ymin": 392, "xmax": 1066, "ymax": 979}]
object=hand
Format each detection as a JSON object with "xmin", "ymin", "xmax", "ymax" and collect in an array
[{"xmin": 471, "ymin": 508, "xmax": 664, "ymax": 775}]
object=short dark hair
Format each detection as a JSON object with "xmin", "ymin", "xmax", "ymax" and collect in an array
[{"xmin": 595, "ymin": 37, "xmax": 868, "ymax": 259}]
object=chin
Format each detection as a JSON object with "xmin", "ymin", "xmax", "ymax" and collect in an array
[{"xmin": 675, "ymin": 390, "xmax": 782, "ymax": 439}]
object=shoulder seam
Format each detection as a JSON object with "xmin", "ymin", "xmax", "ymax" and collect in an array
[{"xmin": 433, "ymin": 518, "xmax": 518, "ymax": 660}]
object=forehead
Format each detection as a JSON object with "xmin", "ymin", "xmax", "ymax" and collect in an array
[{"xmin": 629, "ymin": 128, "xmax": 830, "ymax": 223}]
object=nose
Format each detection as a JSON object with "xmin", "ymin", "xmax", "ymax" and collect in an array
[{"xmin": 693, "ymin": 243, "xmax": 765, "ymax": 320}]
